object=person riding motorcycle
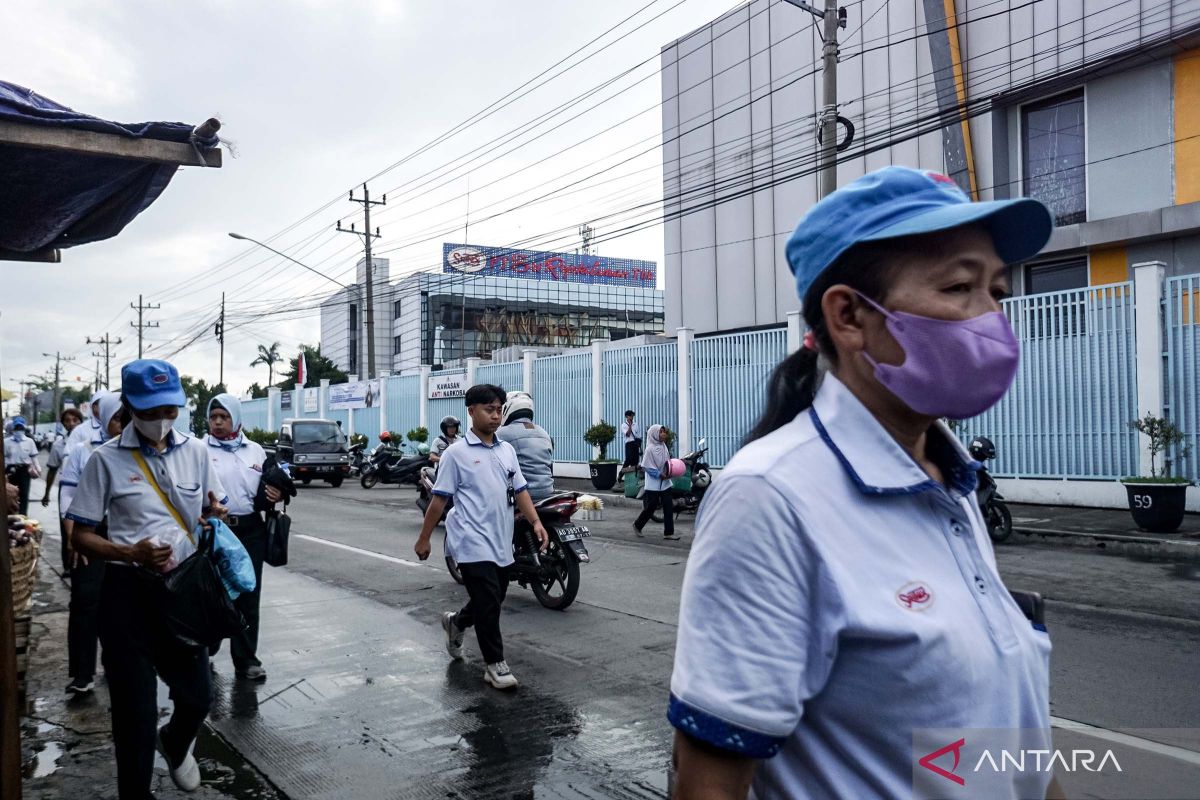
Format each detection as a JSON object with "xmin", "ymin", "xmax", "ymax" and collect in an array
[
  {"xmin": 430, "ymin": 416, "xmax": 461, "ymax": 465},
  {"xmin": 495, "ymin": 392, "xmax": 555, "ymax": 502}
]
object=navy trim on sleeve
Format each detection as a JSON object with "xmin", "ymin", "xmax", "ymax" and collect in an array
[
  {"xmin": 432, "ymin": 489, "xmax": 454, "ymax": 498},
  {"xmin": 667, "ymin": 693, "xmax": 786, "ymax": 759},
  {"xmin": 65, "ymin": 512, "xmax": 102, "ymax": 526}
]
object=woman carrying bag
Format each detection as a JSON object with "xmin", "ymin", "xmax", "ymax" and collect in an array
[{"xmin": 67, "ymin": 359, "xmax": 231, "ymax": 799}]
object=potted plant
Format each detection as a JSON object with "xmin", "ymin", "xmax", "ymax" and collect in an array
[
  {"xmin": 584, "ymin": 421, "xmax": 619, "ymax": 491},
  {"xmin": 407, "ymin": 426, "xmax": 429, "ymax": 445},
  {"xmin": 1122, "ymin": 413, "xmax": 1192, "ymax": 532}
]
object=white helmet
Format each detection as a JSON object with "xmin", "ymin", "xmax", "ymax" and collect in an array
[{"xmin": 502, "ymin": 391, "xmax": 534, "ymax": 425}]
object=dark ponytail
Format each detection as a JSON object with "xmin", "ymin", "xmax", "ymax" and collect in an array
[{"xmin": 746, "ymin": 241, "xmax": 897, "ymax": 443}]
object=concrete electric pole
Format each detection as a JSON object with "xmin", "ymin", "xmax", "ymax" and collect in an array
[
  {"xmin": 86, "ymin": 333, "xmax": 122, "ymax": 388},
  {"xmin": 784, "ymin": 0, "xmax": 847, "ymax": 198},
  {"xmin": 215, "ymin": 292, "xmax": 226, "ymax": 388},
  {"xmin": 41, "ymin": 351, "xmax": 75, "ymax": 420},
  {"xmin": 130, "ymin": 294, "xmax": 161, "ymax": 358},
  {"xmin": 336, "ymin": 184, "xmax": 386, "ymax": 379}
]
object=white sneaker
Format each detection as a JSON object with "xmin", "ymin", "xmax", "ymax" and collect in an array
[
  {"xmin": 156, "ymin": 725, "xmax": 201, "ymax": 792},
  {"xmin": 441, "ymin": 612, "xmax": 465, "ymax": 660},
  {"xmin": 484, "ymin": 661, "xmax": 519, "ymax": 690}
]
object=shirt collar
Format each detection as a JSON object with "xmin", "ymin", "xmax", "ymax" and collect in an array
[
  {"xmin": 119, "ymin": 424, "xmax": 190, "ymax": 454},
  {"xmin": 464, "ymin": 428, "xmax": 497, "ymax": 448},
  {"xmin": 809, "ymin": 373, "xmax": 979, "ymax": 497}
]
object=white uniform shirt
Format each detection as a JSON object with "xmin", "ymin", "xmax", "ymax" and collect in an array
[
  {"xmin": 66, "ymin": 426, "xmax": 227, "ymax": 568},
  {"xmin": 432, "ymin": 428, "xmax": 528, "ymax": 567},
  {"xmin": 47, "ymin": 436, "xmax": 70, "ymax": 471},
  {"xmin": 4, "ymin": 435, "xmax": 38, "ymax": 466},
  {"xmin": 669, "ymin": 374, "xmax": 1052, "ymax": 800},
  {"xmin": 204, "ymin": 435, "xmax": 267, "ymax": 516},
  {"xmin": 622, "ymin": 419, "xmax": 641, "ymax": 444},
  {"xmin": 68, "ymin": 418, "xmax": 101, "ymax": 448},
  {"xmin": 59, "ymin": 438, "xmax": 101, "ymax": 519}
]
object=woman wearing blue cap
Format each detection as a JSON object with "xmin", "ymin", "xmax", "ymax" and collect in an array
[
  {"xmin": 67, "ymin": 359, "xmax": 229, "ymax": 799},
  {"xmin": 3, "ymin": 415, "xmax": 39, "ymax": 514},
  {"xmin": 668, "ymin": 168, "xmax": 1064, "ymax": 799}
]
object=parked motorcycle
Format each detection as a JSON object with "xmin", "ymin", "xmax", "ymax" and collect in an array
[
  {"xmin": 415, "ymin": 465, "xmax": 450, "ymax": 524},
  {"xmin": 969, "ymin": 436, "xmax": 1013, "ymax": 543},
  {"xmin": 348, "ymin": 442, "xmax": 367, "ymax": 476},
  {"xmin": 360, "ymin": 441, "xmax": 431, "ymax": 489},
  {"xmin": 645, "ymin": 438, "xmax": 713, "ymax": 523},
  {"xmin": 444, "ymin": 493, "xmax": 591, "ymax": 611}
]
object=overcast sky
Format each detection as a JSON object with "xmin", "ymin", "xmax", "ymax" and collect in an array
[{"xmin": 1, "ymin": 0, "xmax": 739, "ymax": 410}]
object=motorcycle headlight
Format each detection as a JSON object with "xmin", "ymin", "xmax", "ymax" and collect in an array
[
  {"xmin": 339, "ymin": 455, "xmax": 349, "ymax": 463},
  {"xmin": 295, "ymin": 455, "xmax": 308, "ymax": 463}
]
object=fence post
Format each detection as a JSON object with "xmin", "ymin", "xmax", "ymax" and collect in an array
[
  {"xmin": 319, "ymin": 379, "xmax": 330, "ymax": 418},
  {"xmin": 295, "ymin": 383, "xmax": 303, "ymax": 418},
  {"xmin": 676, "ymin": 327, "xmax": 694, "ymax": 454},
  {"xmin": 378, "ymin": 377, "xmax": 388, "ymax": 434},
  {"xmin": 522, "ymin": 349, "xmax": 537, "ymax": 394},
  {"xmin": 590, "ymin": 341, "xmax": 604, "ymax": 459},
  {"xmin": 466, "ymin": 357, "xmax": 481, "ymax": 387},
  {"xmin": 419, "ymin": 366, "xmax": 431, "ymax": 429},
  {"xmin": 267, "ymin": 387, "xmax": 279, "ymax": 431},
  {"xmin": 1133, "ymin": 261, "xmax": 1166, "ymax": 477},
  {"xmin": 787, "ymin": 311, "xmax": 803, "ymax": 354}
]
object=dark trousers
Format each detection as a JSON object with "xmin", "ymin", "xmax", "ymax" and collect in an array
[
  {"xmin": 623, "ymin": 440, "xmax": 641, "ymax": 468},
  {"xmin": 8, "ymin": 465, "xmax": 31, "ymax": 515},
  {"xmin": 211, "ymin": 515, "xmax": 266, "ymax": 670},
  {"xmin": 635, "ymin": 489, "xmax": 675, "ymax": 536},
  {"xmin": 455, "ymin": 562, "xmax": 510, "ymax": 664},
  {"xmin": 98, "ymin": 567, "xmax": 212, "ymax": 800},
  {"xmin": 68, "ymin": 556, "xmax": 105, "ymax": 682}
]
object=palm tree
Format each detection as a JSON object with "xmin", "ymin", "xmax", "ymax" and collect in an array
[{"xmin": 250, "ymin": 342, "xmax": 282, "ymax": 387}]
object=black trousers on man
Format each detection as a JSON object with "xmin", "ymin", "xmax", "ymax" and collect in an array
[
  {"xmin": 8, "ymin": 464, "xmax": 31, "ymax": 515},
  {"xmin": 454, "ymin": 562, "xmax": 510, "ymax": 664},
  {"xmin": 98, "ymin": 566, "xmax": 212, "ymax": 800},
  {"xmin": 623, "ymin": 440, "xmax": 641, "ymax": 468},
  {"xmin": 210, "ymin": 513, "xmax": 266, "ymax": 671},
  {"xmin": 68, "ymin": 556, "xmax": 105, "ymax": 684}
]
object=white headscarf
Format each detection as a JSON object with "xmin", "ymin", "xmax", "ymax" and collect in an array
[{"xmin": 640, "ymin": 424, "xmax": 669, "ymax": 474}]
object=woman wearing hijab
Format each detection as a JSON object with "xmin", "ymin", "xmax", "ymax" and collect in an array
[
  {"xmin": 633, "ymin": 424, "xmax": 679, "ymax": 540},
  {"xmin": 60, "ymin": 392, "xmax": 127, "ymax": 697},
  {"xmin": 205, "ymin": 392, "xmax": 281, "ymax": 681}
]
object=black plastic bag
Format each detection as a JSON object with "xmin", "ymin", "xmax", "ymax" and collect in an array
[
  {"xmin": 265, "ymin": 509, "xmax": 290, "ymax": 567},
  {"xmin": 144, "ymin": 524, "xmax": 245, "ymax": 649}
]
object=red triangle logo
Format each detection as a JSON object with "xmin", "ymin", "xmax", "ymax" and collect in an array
[{"xmin": 919, "ymin": 738, "xmax": 966, "ymax": 786}]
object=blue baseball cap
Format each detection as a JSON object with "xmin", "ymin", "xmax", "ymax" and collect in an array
[
  {"xmin": 785, "ymin": 166, "xmax": 1054, "ymax": 301},
  {"xmin": 12, "ymin": 416, "xmax": 26, "ymax": 429},
  {"xmin": 121, "ymin": 359, "xmax": 186, "ymax": 410}
]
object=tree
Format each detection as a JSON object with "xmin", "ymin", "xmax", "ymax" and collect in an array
[
  {"xmin": 246, "ymin": 382, "xmax": 269, "ymax": 400},
  {"xmin": 275, "ymin": 344, "xmax": 348, "ymax": 388},
  {"xmin": 250, "ymin": 342, "xmax": 283, "ymax": 387},
  {"xmin": 179, "ymin": 375, "xmax": 227, "ymax": 437}
]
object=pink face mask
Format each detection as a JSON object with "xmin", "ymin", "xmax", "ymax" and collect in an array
[{"xmin": 857, "ymin": 293, "xmax": 1020, "ymax": 419}]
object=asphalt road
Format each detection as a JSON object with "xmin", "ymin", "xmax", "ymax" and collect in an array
[{"xmin": 205, "ymin": 482, "xmax": 1200, "ymax": 798}]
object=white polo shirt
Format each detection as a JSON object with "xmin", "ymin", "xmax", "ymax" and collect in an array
[
  {"xmin": 205, "ymin": 435, "xmax": 267, "ymax": 517},
  {"xmin": 4, "ymin": 434, "xmax": 37, "ymax": 466},
  {"xmin": 433, "ymin": 428, "xmax": 528, "ymax": 567},
  {"xmin": 669, "ymin": 373, "xmax": 1051, "ymax": 800},
  {"xmin": 47, "ymin": 435, "xmax": 70, "ymax": 471},
  {"xmin": 59, "ymin": 438, "xmax": 101, "ymax": 519},
  {"xmin": 66, "ymin": 426, "xmax": 227, "ymax": 568}
]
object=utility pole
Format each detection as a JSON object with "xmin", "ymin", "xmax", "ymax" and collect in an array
[
  {"xmin": 86, "ymin": 333, "xmax": 122, "ymax": 388},
  {"xmin": 337, "ymin": 184, "xmax": 385, "ymax": 379},
  {"xmin": 130, "ymin": 294, "xmax": 161, "ymax": 358},
  {"xmin": 41, "ymin": 351, "xmax": 75, "ymax": 420},
  {"xmin": 579, "ymin": 223, "xmax": 595, "ymax": 256},
  {"xmin": 784, "ymin": 0, "xmax": 847, "ymax": 198},
  {"xmin": 215, "ymin": 293, "xmax": 225, "ymax": 387}
]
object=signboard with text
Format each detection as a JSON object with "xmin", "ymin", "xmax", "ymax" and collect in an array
[
  {"xmin": 429, "ymin": 373, "xmax": 467, "ymax": 400},
  {"xmin": 303, "ymin": 388, "xmax": 318, "ymax": 413},
  {"xmin": 330, "ymin": 380, "xmax": 380, "ymax": 410},
  {"xmin": 280, "ymin": 391, "xmax": 292, "ymax": 410},
  {"xmin": 443, "ymin": 243, "xmax": 655, "ymax": 288}
]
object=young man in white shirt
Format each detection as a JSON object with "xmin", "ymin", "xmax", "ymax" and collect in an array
[
  {"xmin": 621, "ymin": 410, "xmax": 641, "ymax": 473},
  {"xmin": 414, "ymin": 384, "xmax": 548, "ymax": 690}
]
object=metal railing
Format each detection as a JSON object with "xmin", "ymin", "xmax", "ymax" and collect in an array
[
  {"xmin": 1165, "ymin": 274, "xmax": 1200, "ymax": 481},
  {"xmin": 602, "ymin": 342, "xmax": 678, "ymax": 457},
  {"xmin": 534, "ymin": 353, "xmax": 592, "ymax": 462}
]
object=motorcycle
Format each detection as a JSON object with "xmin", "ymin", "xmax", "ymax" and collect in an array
[
  {"xmin": 415, "ymin": 465, "xmax": 450, "ymax": 524},
  {"xmin": 360, "ymin": 442, "xmax": 431, "ymax": 489},
  {"xmin": 644, "ymin": 438, "xmax": 713, "ymax": 523},
  {"xmin": 969, "ymin": 436, "xmax": 1013, "ymax": 543},
  {"xmin": 348, "ymin": 442, "xmax": 367, "ymax": 476},
  {"xmin": 444, "ymin": 493, "xmax": 590, "ymax": 611}
]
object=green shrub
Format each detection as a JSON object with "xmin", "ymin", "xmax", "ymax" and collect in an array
[
  {"xmin": 407, "ymin": 426, "xmax": 429, "ymax": 443},
  {"xmin": 243, "ymin": 428, "xmax": 278, "ymax": 446},
  {"xmin": 584, "ymin": 421, "xmax": 617, "ymax": 461}
]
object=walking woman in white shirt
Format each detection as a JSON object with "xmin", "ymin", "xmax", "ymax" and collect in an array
[{"xmin": 669, "ymin": 168, "xmax": 1065, "ymax": 800}]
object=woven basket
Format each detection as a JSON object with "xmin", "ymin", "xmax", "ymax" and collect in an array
[{"xmin": 9, "ymin": 532, "xmax": 42, "ymax": 616}]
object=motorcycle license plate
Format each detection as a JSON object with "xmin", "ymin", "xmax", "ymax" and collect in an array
[{"xmin": 557, "ymin": 526, "xmax": 590, "ymax": 542}]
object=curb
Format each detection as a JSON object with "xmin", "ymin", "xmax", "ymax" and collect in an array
[{"xmin": 1013, "ymin": 526, "xmax": 1200, "ymax": 561}]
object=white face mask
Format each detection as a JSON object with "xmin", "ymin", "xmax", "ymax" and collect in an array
[{"xmin": 133, "ymin": 416, "xmax": 175, "ymax": 443}]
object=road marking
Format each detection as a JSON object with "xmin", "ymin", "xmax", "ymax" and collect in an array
[
  {"xmin": 1051, "ymin": 716, "xmax": 1200, "ymax": 766},
  {"xmin": 294, "ymin": 534, "xmax": 440, "ymax": 572}
]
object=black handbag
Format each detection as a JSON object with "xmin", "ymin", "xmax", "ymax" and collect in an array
[
  {"xmin": 265, "ymin": 506, "xmax": 290, "ymax": 568},
  {"xmin": 147, "ymin": 524, "xmax": 246, "ymax": 649}
]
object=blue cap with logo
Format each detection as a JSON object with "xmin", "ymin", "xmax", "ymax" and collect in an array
[
  {"xmin": 121, "ymin": 359, "xmax": 186, "ymax": 411},
  {"xmin": 12, "ymin": 416, "xmax": 26, "ymax": 429},
  {"xmin": 785, "ymin": 166, "xmax": 1054, "ymax": 301}
]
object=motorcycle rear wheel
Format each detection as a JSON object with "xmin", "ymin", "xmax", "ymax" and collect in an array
[
  {"xmin": 986, "ymin": 501, "xmax": 1013, "ymax": 543},
  {"xmin": 530, "ymin": 539, "xmax": 580, "ymax": 611},
  {"xmin": 360, "ymin": 473, "xmax": 378, "ymax": 489}
]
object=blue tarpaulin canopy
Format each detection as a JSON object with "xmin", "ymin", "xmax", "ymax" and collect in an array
[{"xmin": 0, "ymin": 80, "xmax": 220, "ymax": 261}]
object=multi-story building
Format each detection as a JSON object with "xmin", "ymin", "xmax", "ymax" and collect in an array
[{"xmin": 660, "ymin": 0, "xmax": 1200, "ymax": 332}]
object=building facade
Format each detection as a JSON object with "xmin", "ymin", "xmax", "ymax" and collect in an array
[
  {"xmin": 319, "ymin": 246, "xmax": 663, "ymax": 374},
  {"xmin": 661, "ymin": 0, "xmax": 1200, "ymax": 332}
]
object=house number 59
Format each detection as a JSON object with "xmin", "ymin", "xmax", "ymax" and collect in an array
[{"xmin": 1133, "ymin": 494, "xmax": 1153, "ymax": 509}]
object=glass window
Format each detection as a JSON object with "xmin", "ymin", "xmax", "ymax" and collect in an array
[
  {"xmin": 1026, "ymin": 258, "xmax": 1087, "ymax": 294},
  {"xmin": 1022, "ymin": 90, "xmax": 1086, "ymax": 226}
]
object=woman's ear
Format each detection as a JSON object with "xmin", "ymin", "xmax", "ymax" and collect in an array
[{"xmin": 822, "ymin": 284, "xmax": 869, "ymax": 355}]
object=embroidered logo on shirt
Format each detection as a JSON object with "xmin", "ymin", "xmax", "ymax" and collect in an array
[
  {"xmin": 129, "ymin": 475, "xmax": 143, "ymax": 483},
  {"xmin": 896, "ymin": 581, "xmax": 934, "ymax": 610}
]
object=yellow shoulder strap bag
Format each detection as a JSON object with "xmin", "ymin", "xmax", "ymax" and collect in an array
[{"xmin": 131, "ymin": 449, "xmax": 196, "ymax": 546}]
